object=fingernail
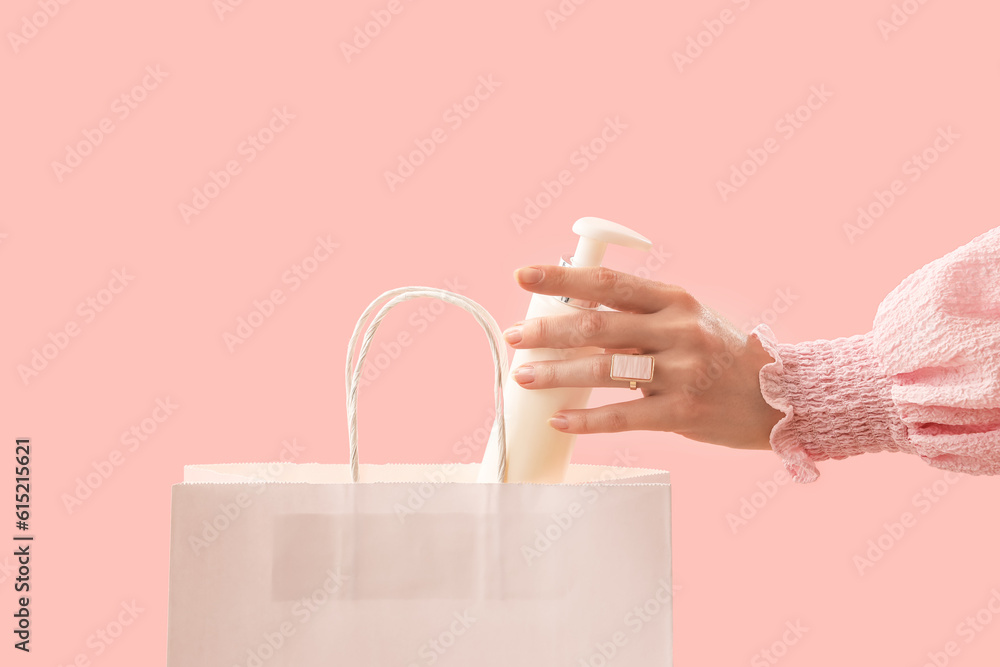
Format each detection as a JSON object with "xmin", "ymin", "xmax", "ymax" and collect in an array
[
  {"xmin": 515, "ymin": 267, "xmax": 542, "ymax": 284},
  {"xmin": 503, "ymin": 326, "xmax": 523, "ymax": 345},
  {"xmin": 549, "ymin": 415, "xmax": 568, "ymax": 430},
  {"xmin": 513, "ymin": 365, "xmax": 534, "ymax": 383}
]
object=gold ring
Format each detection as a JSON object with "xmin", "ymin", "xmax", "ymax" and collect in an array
[{"xmin": 609, "ymin": 353, "xmax": 655, "ymax": 390}]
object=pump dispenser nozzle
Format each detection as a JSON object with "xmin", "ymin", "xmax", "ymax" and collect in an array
[
  {"xmin": 570, "ymin": 217, "xmax": 654, "ymax": 266},
  {"xmin": 556, "ymin": 217, "xmax": 653, "ymax": 310}
]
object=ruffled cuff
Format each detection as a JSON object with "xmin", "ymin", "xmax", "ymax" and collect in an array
[{"xmin": 749, "ymin": 324, "xmax": 914, "ymax": 483}]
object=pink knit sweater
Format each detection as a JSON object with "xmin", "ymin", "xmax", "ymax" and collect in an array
[{"xmin": 750, "ymin": 226, "xmax": 1000, "ymax": 483}]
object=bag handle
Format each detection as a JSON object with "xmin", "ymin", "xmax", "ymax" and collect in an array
[{"xmin": 346, "ymin": 287, "xmax": 509, "ymax": 483}]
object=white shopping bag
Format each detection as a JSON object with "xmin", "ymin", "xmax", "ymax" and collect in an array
[{"xmin": 165, "ymin": 287, "xmax": 673, "ymax": 666}]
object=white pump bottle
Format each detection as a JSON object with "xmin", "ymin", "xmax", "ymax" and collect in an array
[{"xmin": 477, "ymin": 217, "xmax": 652, "ymax": 483}]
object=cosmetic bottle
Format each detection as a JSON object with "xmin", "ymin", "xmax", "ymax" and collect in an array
[{"xmin": 478, "ymin": 217, "xmax": 652, "ymax": 483}]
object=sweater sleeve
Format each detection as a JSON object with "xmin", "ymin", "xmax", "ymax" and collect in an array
[{"xmin": 749, "ymin": 226, "xmax": 1000, "ymax": 483}]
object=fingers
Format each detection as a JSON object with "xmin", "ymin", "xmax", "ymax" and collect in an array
[
  {"xmin": 513, "ymin": 353, "xmax": 672, "ymax": 390},
  {"xmin": 504, "ymin": 310, "xmax": 670, "ymax": 351},
  {"xmin": 548, "ymin": 395, "xmax": 676, "ymax": 434},
  {"xmin": 603, "ymin": 347, "xmax": 641, "ymax": 355},
  {"xmin": 513, "ymin": 265, "xmax": 694, "ymax": 314}
]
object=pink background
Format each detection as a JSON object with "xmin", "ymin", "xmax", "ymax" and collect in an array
[{"xmin": 3, "ymin": 0, "xmax": 999, "ymax": 664}]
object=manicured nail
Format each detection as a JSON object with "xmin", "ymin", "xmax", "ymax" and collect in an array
[
  {"xmin": 503, "ymin": 326, "xmax": 523, "ymax": 345},
  {"xmin": 549, "ymin": 415, "xmax": 568, "ymax": 430},
  {"xmin": 513, "ymin": 365, "xmax": 534, "ymax": 383},
  {"xmin": 515, "ymin": 267, "xmax": 542, "ymax": 284}
]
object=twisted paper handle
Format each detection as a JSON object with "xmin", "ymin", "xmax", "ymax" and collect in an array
[{"xmin": 346, "ymin": 287, "xmax": 509, "ymax": 482}]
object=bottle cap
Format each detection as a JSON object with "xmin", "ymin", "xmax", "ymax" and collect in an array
[{"xmin": 557, "ymin": 217, "xmax": 653, "ymax": 309}]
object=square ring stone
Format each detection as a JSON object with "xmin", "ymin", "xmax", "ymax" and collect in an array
[{"xmin": 610, "ymin": 354, "xmax": 654, "ymax": 382}]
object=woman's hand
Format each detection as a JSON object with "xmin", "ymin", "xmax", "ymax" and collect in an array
[{"xmin": 502, "ymin": 265, "xmax": 785, "ymax": 451}]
